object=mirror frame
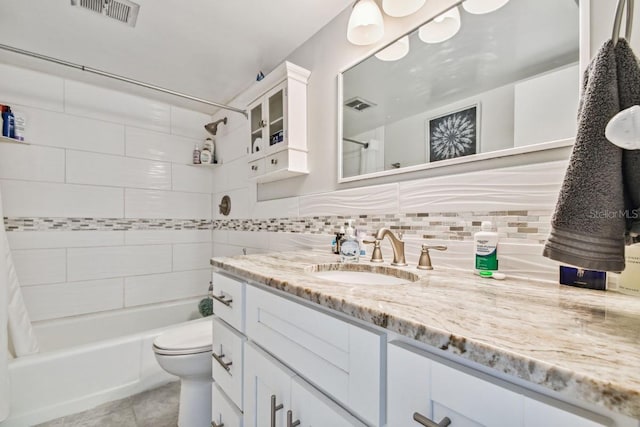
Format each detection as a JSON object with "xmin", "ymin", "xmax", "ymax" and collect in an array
[{"xmin": 337, "ymin": 0, "xmax": 590, "ymax": 184}]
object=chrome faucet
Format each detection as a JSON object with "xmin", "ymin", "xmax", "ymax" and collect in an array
[{"xmin": 374, "ymin": 228, "xmax": 407, "ymax": 266}]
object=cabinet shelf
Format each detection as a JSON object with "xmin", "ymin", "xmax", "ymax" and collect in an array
[
  {"xmin": 251, "ymin": 129, "xmax": 262, "ymax": 136},
  {"xmin": 270, "ymin": 117, "xmax": 283, "ymax": 125},
  {"xmin": 187, "ymin": 162, "xmax": 220, "ymax": 167},
  {"xmin": 0, "ymin": 136, "xmax": 29, "ymax": 145}
]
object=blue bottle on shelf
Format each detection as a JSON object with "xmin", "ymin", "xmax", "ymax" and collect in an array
[{"xmin": 2, "ymin": 106, "xmax": 15, "ymax": 138}]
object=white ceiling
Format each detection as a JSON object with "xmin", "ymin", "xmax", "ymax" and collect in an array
[{"xmin": 0, "ymin": 0, "xmax": 352, "ymax": 114}]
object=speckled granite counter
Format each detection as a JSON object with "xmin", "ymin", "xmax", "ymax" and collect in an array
[{"xmin": 211, "ymin": 251, "xmax": 640, "ymax": 419}]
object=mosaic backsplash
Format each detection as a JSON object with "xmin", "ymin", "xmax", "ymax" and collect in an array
[{"xmin": 5, "ymin": 210, "xmax": 552, "ymax": 244}]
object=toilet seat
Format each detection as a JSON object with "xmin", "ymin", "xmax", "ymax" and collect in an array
[{"xmin": 153, "ymin": 320, "xmax": 212, "ymax": 356}]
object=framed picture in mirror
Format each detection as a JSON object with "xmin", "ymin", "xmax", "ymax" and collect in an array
[{"xmin": 426, "ymin": 104, "xmax": 479, "ymax": 162}]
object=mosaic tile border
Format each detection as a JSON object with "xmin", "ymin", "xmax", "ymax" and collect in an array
[
  {"xmin": 3, "ymin": 217, "xmax": 212, "ymax": 232},
  {"xmin": 4, "ymin": 210, "xmax": 552, "ymax": 244}
]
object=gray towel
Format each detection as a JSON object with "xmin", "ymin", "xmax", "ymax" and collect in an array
[{"xmin": 543, "ymin": 40, "xmax": 626, "ymax": 271}]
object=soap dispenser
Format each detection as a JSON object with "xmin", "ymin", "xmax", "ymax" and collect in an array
[{"xmin": 340, "ymin": 220, "xmax": 360, "ymax": 263}]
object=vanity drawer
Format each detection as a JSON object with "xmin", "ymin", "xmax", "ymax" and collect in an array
[
  {"xmin": 212, "ymin": 317, "xmax": 245, "ymax": 410},
  {"xmin": 248, "ymin": 158, "xmax": 264, "ymax": 178},
  {"xmin": 211, "ymin": 272, "xmax": 245, "ymax": 333},
  {"xmin": 212, "ymin": 383, "xmax": 243, "ymax": 427},
  {"xmin": 246, "ymin": 285, "xmax": 384, "ymax": 427},
  {"xmin": 264, "ymin": 150, "xmax": 288, "ymax": 174}
]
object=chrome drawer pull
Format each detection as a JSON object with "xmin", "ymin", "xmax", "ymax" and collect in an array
[
  {"xmin": 287, "ymin": 410, "xmax": 300, "ymax": 427},
  {"xmin": 212, "ymin": 352, "xmax": 233, "ymax": 373},
  {"xmin": 271, "ymin": 395, "xmax": 283, "ymax": 427},
  {"xmin": 413, "ymin": 412, "xmax": 451, "ymax": 427},
  {"xmin": 211, "ymin": 293, "xmax": 233, "ymax": 307},
  {"xmin": 211, "ymin": 420, "xmax": 224, "ymax": 427},
  {"xmin": 271, "ymin": 158, "xmax": 278, "ymax": 165}
]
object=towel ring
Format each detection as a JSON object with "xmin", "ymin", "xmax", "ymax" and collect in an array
[{"xmin": 613, "ymin": 0, "xmax": 634, "ymax": 45}]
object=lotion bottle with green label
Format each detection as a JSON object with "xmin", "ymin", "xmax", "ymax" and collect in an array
[{"xmin": 474, "ymin": 221, "xmax": 499, "ymax": 271}]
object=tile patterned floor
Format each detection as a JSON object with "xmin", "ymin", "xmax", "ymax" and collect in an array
[{"xmin": 36, "ymin": 381, "xmax": 180, "ymax": 427}]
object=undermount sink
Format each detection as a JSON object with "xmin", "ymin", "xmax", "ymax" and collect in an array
[{"xmin": 305, "ymin": 263, "xmax": 419, "ymax": 285}]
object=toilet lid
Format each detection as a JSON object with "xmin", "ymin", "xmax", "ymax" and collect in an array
[{"xmin": 153, "ymin": 320, "xmax": 212, "ymax": 354}]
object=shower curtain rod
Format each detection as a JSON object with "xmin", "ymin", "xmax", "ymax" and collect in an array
[
  {"xmin": 344, "ymin": 137, "xmax": 369, "ymax": 148},
  {"xmin": 0, "ymin": 43, "xmax": 248, "ymax": 118}
]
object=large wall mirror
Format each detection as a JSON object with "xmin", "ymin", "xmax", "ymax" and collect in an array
[{"xmin": 339, "ymin": 0, "xmax": 580, "ymax": 182}]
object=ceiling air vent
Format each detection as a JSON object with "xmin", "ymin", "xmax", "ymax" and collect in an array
[
  {"xmin": 344, "ymin": 97, "xmax": 377, "ymax": 112},
  {"xmin": 70, "ymin": 0, "xmax": 140, "ymax": 27}
]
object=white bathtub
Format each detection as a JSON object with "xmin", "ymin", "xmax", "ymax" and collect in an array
[{"xmin": 1, "ymin": 298, "xmax": 205, "ymax": 427}]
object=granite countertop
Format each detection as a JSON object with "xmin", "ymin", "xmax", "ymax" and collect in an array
[{"xmin": 210, "ymin": 251, "xmax": 640, "ymax": 419}]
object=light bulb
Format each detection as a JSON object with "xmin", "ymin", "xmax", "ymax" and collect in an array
[
  {"xmin": 418, "ymin": 7, "xmax": 460, "ymax": 44},
  {"xmin": 462, "ymin": 0, "xmax": 510, "ymax": 15},
  {"xmin": 347, "ymin": 0, "xmax": 385, "ymax": 46},
  {"xmin": 382, "ymin": 0, "xmax": 426, "ymax": 17},
  {"xmin": 375, "ymin": 36, "xmax": 410, "ymax": 61}
]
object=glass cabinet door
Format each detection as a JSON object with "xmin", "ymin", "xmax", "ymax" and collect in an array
[
  {"xmin": 267, "ymin": 86, "xmax": 285, "ymax": 148},
  {"xmin": 250, "ymin": 103, "xmax": 263, "ymax": 155}
]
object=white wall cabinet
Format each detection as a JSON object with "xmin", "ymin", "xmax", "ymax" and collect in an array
[
  {"xmin": 244, "ymin": 342, "xmax": 367, "ymax": 427},
  {"xmin": 246, "ymin": 62, "xmax": 310, "ymax": 183},
  {"xmin": 388, "ymin": 341, "xmax": 612, "ymax": 427}
]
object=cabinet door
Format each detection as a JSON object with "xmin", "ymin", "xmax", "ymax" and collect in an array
[
  {"xmin": 523, "ymin": 397, "xmax": 608, "ymax": 427},
  {"xmin": 244, "ymin": 342, "xmax": 295, "ymax": 427},
  {"xmin": 265, "ymin": 82, "xmax": 286, "ymax": 150},
  {"xmin": 249, "ymin": 100, "xmax": 264, "ymax": 155},
  {"xmin": 388, "ymin": 342, "xmax": 432, "ymax": 426},
  {"xmin": 289, "ymin": 377, "xmax": 368, "ymax": 427}
]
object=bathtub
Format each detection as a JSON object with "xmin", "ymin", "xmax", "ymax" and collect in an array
[{"xmin": 1, "ymin": 298, "xmax": 205, "ymax": 427}]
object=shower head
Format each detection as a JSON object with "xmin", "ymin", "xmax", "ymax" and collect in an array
[{"xmin": 204, "ymin": 117, "xmax": 228, "ymax": 136}]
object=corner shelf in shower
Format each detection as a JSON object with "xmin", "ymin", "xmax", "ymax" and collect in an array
[
  {"xmin": 186, "ymin": 162, "xmax": 221, "ymax": 167},
  {"xmin": 0, "ymin": 136, "xmax": 29, "ymax": 145}
]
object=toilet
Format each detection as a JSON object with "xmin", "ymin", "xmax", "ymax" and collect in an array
[{"xmin": 153, "ymin": 319, "xmax": 213, "ymax": 427}]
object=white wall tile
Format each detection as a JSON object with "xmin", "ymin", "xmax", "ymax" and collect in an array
[
  {"xmin": 22, "ymin": 279, "xmax": 124, "ymax": 321},
  {"xmin": 211, "ymin": 230, "xmax": 228, "ymax": 244},
  {"xmin": 0, "ymin": 144, "xmax": 65, "ymax": 182},
  {"xmin": 299, "ymin": 183, "xmax": 399, "ymax": 216},
  {"xmin": 173, "ymin": 242, "xmax": 213, "ymax": 271},
  {"xmin": 213, "ymin": 243, "xmax": 258, "ymax": 257},
  {"xmin": 0, "ymin": 63, "xmax": 64, "ymax": 112},
  {"xmin": 398, "ymin": 161, "xmax": 567, "ymax": 213},
  {"xmin": 213, "ymin": 188, "xmax": 250, "ymax": 219},
  {"xmin": 125, "ymin": 189, "xmax": 211, "ymax": 219},
  {"xmin": 170, "ymin": 106, "xmax": 211, "ymax": 139},
  {"xmin": 172, "ymin": 164, "xmax": 214, "ymax": 194},
  {"xmin": 67, "ymin": 245, "xmax": 172, "ymax": 281},
  {"xmin": 7, "ymin": 231, "xmax": 124, "ymax": 250},
  {"xmin": 227, "ymin": 231, "xmax": 269, "ymax": 250},
  {"xmin": 18, "ymin": 106, "xmax": 125, "ymax": 155},
  {"xmin": 65, "ymin": 80, "xmax": 171, "ymax": 133},
  {"xmin": 212, "ymin": 156, "xmax": 250, "ymax": 193},
  {"xmin": 0, "ymin": 180, "xmax": 124, "ymax": 218},
  {"xmin": 250, "ymin": 196, "xmax": 299, "ymax": 219},
  {"xmin": 214, "ymin": 119, "xmax": 250, "ymax": 165},
  {"xmin": 267, "ymin": 232, "xmax": 333, "ymax": 253},
  {"xmin": 66, "ymin": 150, "xmax": 171, "ymax": 190},
  {"xmin": 125, "ymin": 230, "xmax": 211, "ymax": 246},
  {"xmin": 124, "ymin": 269, "xmax": 210, "ymax": 307},
  {"xmin": 125, "ymin": 126, "xmax": 198, "ymax": 163},
  {"xmin": 13, "ymin": 249, "xmax": 66, "ymax": 286}
]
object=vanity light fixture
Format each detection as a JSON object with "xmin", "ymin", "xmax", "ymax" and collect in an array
[
  {"xmin": 347, "ymin": 0, "xmax": 385, "ymax": 45},
  {"xmin": 418, "ymin": 6, "xmax": 461, "ymax": 44},
  {"xmin": 462, "ymin": 0, "xmax": 510, "ymax": 14},
  {"xmin": 382, "ymin": 0, "xmax": 426, "ymax": 17},
  {"xmin": 375, "ymin": 35, "xmax": 410, "ymax": 61}
]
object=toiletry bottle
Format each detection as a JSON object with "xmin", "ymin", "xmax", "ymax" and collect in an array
[
  {"xmin": 192, "ymin": 143, "xmax": 201, "ymax": 164},
  {"xmin": 200, "ymin": 146, "xmax": 212, "ymax": 164},
  {"xmin": 618, "ymin": 243, "xmax": 640, "ymax": 296},
  {"xmin": 357, "ymin": 229, "xmax": 366, "ymax": 258},
  {"xmin": 2, "ymin": 106, "xmax": 15, "ymax": 138},
  {"xmin": 340, "ymin": 220, "xmax": 360, "ymax": 263},
  {"xmin": 474, "ymin": 221, "xmax": 499, "ymax": 271},
  {"xmin": 13, "ymin": 111, "xmax": 25, "ymax": 141},
  {"xmin": 334, "ymin": 226, "xmax": 345, "ymax": 255}
]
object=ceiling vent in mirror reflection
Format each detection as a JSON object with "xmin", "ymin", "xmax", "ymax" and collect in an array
[
  {"xmin": 70, "ymin": 0, "xmax": 140, "ymax": 27},
  {"xmin": 345, "ymin": 97, "xmax": 377, "ymax": 112}
]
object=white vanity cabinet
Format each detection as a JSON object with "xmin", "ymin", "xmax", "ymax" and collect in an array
[
  {"xmin": 388, "ymin": 341, "xmax": 611, "ymax": 427},
  {"xmin": 244, "ymin": 342, "xmax": 367, "ymax": 427},
  {"xmin": 246, "ymin": 61, "xmax": 310, "ymax": 183}
]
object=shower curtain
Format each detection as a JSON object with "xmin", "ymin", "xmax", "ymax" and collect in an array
[{"xmin": 0, "ymin": 190, "xmax": 39, "ymax": 421}]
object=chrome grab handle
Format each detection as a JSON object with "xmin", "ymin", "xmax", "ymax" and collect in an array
[
  {"xmin": 287, "ymin": 410, "xmax": 300, "ymax": 427},
  {"xmin": 271, "ymin": 395, "xmax": 284, "ymax": 427},
  {"xmin": 211, "ymin": 420, "xmax": 225, "ymax": 427},
  {"xmin": 212, "ymin": 351, "xmax": 233, "ymax": 373},
  {"xmin": 413, "ymin": 412, "xmax": 451, "ymax": 427},
  {"xmin": 211, "ymin": 293, "xmax": 233, "ymax": 307}
]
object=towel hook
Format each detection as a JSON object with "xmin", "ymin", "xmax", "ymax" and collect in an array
[{"xmin": 613, "ymin": 0, "xmax": 634, "ymax": 45}]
